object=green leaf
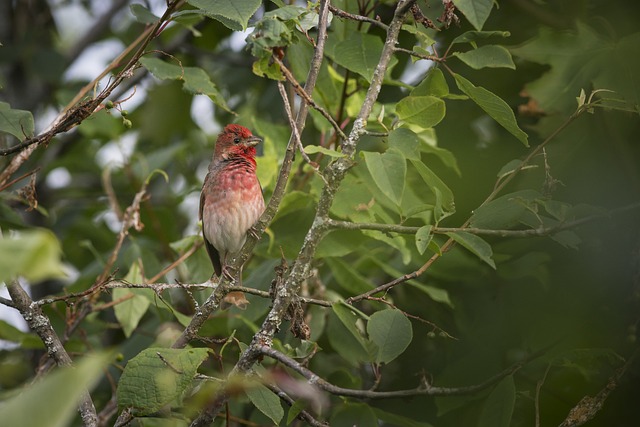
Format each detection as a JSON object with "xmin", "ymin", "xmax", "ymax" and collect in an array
[
  {"xmin": 410, "ymin": 159, "xmax": 455, "ymax": 221},
  {"xmin": 331, "ymin": 402, "xmax": 378, "ymax": 427},
  {"xmin": 362, "ymin": 148, "xmax": 406, "ymax": 206},
  {"xmin": 0, "ymin": 229, "xmax": 65, "ymax": 283},
  {"xmin": 139, "ymin": 56, "xmax": 183, "ymax": 80},
  {"xmin": 182, "ymin": 67, "xmax": 232, "ymax": 113},
  {"xmin": 415, "ymin": 225, "xmax": 433, "ymax": 255},
  {"xmin": 551, "ymin": 230, "xmax": 581, "ymax": 249},
  {"xmin": 186, "ymin": 0, "xmax": 261, "ymax": 31},
  {"xmin": 0, "ymin": 102, "xmax": 34, "ymax": 141},
  {"xmin": 452, "ymin": 0, "xmax": 494, "ymax": 31},
  {"xmin": 396, "ymin": 96, "xmax": 446, "ymax": 129},
  {"xmin": 333, "ymin": 33, "xmax": 396, "ymax": 82},
  {"xmin": 117, "ymin": 348, "xmax": 210, "ymax": 415},
  {"xmin": 0, "ymin": 354, "xmax": 108, "ymax": 427},
  {"xmin": 388, "ymin": 128, "xmax": 421, "ymax": 161},
  {"xmin": 0, "ymin": 320, "xmax": 40, "ymax": 348},
  {"xmin": 452, "ymin": 45, "xmax": 515, "ymax": 70},
  {"xmin": 446, "ymin": 231, "xmax": 496, "ymax": 269},
  {"xmin": 496, "ymin": 159, "xmax": 538, "ymax": 179},
  {"xmin": 470, "ymin": 190, "xmax": 542, "ymax": 229},
  {"xmin": 454, "ymin": 74, "xmax": 529, "ymax": 146},
  {"xmin": 303, "ymin": 145, "xmax": 345, "ymax": 158},
  {"xmin": 287, "ymin": 400, "xmax": 307, "ymax": 425},
  {"xmin": 451, "ymin": 30, "xmax": 511, "ymax": 45},
  {"xmin": 139, "ymin": 57, "xmax": 232, "ymax": 113},
  {"xmin": 326, "ymin": 257, "xmax": 372, "ymax": 294},
  {"xmin": 411, "ymin": 68, "xmax": 449, "ymax": 97},
  {"xmin": 246, "ymin": 382, "xmax": 284, "ymax": 425},
  {"xmin": 510, "ymin": 24, "xmax": 640, "ymax": 113},
  {"xmin": 363, "ymin": 229, "xmax": 412, "ymax": 265},
  {"xmin": 364, "ymin": 255, "xmax": 452, "ymax": 306},
  {"xmin": 367, "ymin": 309, "xmax": 413, "ymax": 364},
  {"xmin": 373, "ymin": 408, "xmax": 434, "ymax": 427},
  {"xmin": 328, "ymin": 304, "xmax": 370, "ymax": 365},
  {"xmin": 113, "ymin": 262, "xmax": 153, "ymax": 337},
  {"xmin": 409, "ymin": 282, "xmax": 451, "ymax": 306},
  {"xmin": 551, "ymin": 348, "xmax": 624, "ymax": 381},
  {"xmin": 130, "ymin": 4, "xmax": 159, "ymax": 24},
  {"xmin": 478, "ymin": 376, "xmax": 516, "ymax": 427}
]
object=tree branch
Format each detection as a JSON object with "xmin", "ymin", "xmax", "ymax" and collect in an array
[
  {"xmin": 0, "ymin": 1, "xmax": 184, "ymax": 185},
  {"xmin": 35, "ymin": 279, "xmax": 332, "ymax": 308},
  {"xmin": 559, "ymin": 350, "xmax": 638, "ymax": 427},
  {"xmin": 326, "ymin": 202, "xmax": 640, "ymax": 237},
  {"xmin": 394, "ymin": 46, "xmax": 442, "ymax": 62},
  {"xmin": 6, "ymin": 280, "xmax": 98, "ymax": 427},
  {"xmin": 273, "ymin": 56, "xmax": 348, "ymax": 142},
  {"xmin": 350, "ymin": 98, "xmax": 598, "ymax": 302},
  {"xmin": 257, "ymin": 345, "xmax": 534, "ymax": 398},
  {"xmin": 328, "ymin": 4, "xmax": 389, "ymax": 30},
  {"xmin": 172, "ymin": 0, "xmax": 332, "ymax": 354}
]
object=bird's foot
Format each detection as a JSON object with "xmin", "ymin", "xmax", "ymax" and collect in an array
[
  {"xmin": 221, "ymin": 265, "xmax": 239, "ymax": 284},
  {"xmin": 248, "ymin": 225, "xmax": 261, "ymax": 240}
]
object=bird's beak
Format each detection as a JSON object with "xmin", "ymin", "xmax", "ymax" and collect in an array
[{"xmin": 245, "ymin": 136, "xmax": 262, "ymax": 146}]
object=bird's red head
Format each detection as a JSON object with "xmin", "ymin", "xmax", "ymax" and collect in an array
[{"xmin": 214, "ymin": 124, "xmax": 262, "ymax": 162}]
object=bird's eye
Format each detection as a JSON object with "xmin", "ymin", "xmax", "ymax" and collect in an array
[{"xmin": 233, "ymin": 137, "xmax": 241, "ymax": 144}]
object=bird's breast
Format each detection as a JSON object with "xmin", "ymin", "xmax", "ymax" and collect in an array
[{"xmin": 202, "ymin": 166, "xmax": 264, "ymax": 254}]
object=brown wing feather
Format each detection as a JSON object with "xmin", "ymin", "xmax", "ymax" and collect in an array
[{"xmin": 199, "ymin": 185, "xmax": 222, "ymax": 277}]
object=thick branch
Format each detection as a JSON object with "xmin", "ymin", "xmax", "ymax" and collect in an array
[
  {"xmin": 6, "ymin": 280, "xmax": 98, "ymax": 427},
  {"xmin": 186, "ymin": 3, "xmax": 334, "ymax": 426},
  {"xmin": 173, "ymin": 0, "xmax": 331, "ymax": 351},
  {"xmin": 559, "ymin": 350, "xmax": 638, "ymax": 427}
]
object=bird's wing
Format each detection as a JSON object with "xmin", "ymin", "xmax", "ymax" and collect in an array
[{"xmin": 200, "ymin": 181, "xmax": 222, "ymax": 277}]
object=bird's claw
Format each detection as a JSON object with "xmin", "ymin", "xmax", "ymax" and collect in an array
[
  {"xmin": 248, "ymin": 225, "xmax": 260, "ymax": 240},
  {"xmin": 221, "ymin": 265, "xmax": 238, "ymax": 283}
]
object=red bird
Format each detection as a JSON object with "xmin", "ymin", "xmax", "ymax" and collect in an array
[{"xmin": 200, "ymin": 124, "xmax": 265, "ymax": 306}]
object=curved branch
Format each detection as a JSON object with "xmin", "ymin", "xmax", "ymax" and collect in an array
[{"xmin": 258, "ymin": 345, "xmax": 535, "ymax": 399}]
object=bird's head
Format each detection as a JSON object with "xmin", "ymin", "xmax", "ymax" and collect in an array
[{"xmin": 214, "ymin": 124, "xmax": 262, "ymax": 161}]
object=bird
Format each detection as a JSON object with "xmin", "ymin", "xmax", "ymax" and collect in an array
[{"xmin": 200, "ymin": 124, "xmax": 265, "ymax": 308}]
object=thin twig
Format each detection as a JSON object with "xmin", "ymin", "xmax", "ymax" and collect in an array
[
  {"xmin": 0, "ymin": 167, "xmax": 40, "ymax": 192},
  {"xmin": 326, "ymin": 202, "xmax": 640, "ymax": 238},
  {"xmin": 535, "ymin": 364, "xmax": 551, "ymax": 427},
  {"xmin": 328, "ymin": 4, "xmax": 389, "ymax": 30},
  {"xmin": 147, "ymin": 240, "xmax": 203, "ymax": 283},
  {"xmin": 394, "ymin": 46, "xmax": 442, "ymax": 62},
  {"xmin": 276, "ymin": 80, "xmax": 328, "ymax": 185},
  {"xmin": 273, "ymin": 55, "xmax": 348, "ymax": 142}
]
